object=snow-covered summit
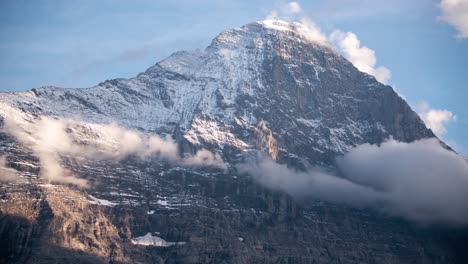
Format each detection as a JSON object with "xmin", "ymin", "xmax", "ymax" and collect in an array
[
  {"xmin": 0, "ymin": 20, "xmax": 434, "ymax": 166},
  {"xmin": 0, "ymin": 20, "xmax": 458, "ymax": 264},
  {"xmin": 210, "ymin": 19, "xmax": 332, "ymax": 51},
  {"xmin": 257, "ymin": 19, "xmax": 330, "ymax": 46},
  {"xmin": 259, "ymin": 19, "xmax": 293, "ymax": 31}
]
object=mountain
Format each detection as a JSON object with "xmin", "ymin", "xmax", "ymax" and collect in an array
[{"xmin": 0, "ymin": 19, "xmax": 466, "ymax": 263}]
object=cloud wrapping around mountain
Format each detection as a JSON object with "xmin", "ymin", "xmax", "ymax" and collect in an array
[
  {"xmin": 1, "ymin": 110, "xmax": 225, "ymax": 187},
  {"xmin": 240, "ymin": 138, "xmax": 468, "ymax": 226}
]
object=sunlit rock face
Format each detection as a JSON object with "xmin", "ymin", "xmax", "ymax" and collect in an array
[{"xmin": 1, "ymin": 20, "xmax": 466, "ymax": 264}]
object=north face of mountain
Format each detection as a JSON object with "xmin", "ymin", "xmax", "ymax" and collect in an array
[
  {"xmin": 0, "ymin": 20, "xmax": 433, "ymax": 165},
  {"xmin": 1, "ymin": 20, "xmax": 465, "ymax": 264}
]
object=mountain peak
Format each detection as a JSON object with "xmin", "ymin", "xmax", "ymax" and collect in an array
[
  {"xmin": 0, "ymin": 19, "xmax": 452, "ymax": 263},
  {"xmin": 257, "ymin": 19, "xmax": 330, "ymax": 46},
  {"xmin": 256, "ymin": 19, "xmax": 298, "ymax": 32},
  {"xmin": 0, "ymin": 19, "xmax": 433, "ymax": 162},
  {"xmin": 209, "ymin": 19, "xmax": 332, "ymax": 52}
]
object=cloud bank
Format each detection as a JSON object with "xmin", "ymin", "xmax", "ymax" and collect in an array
[
  {"xmin": 1, "ymin": 110, "xmax": 225, "ymax": 187},
  {"xmin": 439, "ymin": 0, "xmax": 468, "ymax": 39},
  {"xmin": 330, "ymin": 30, "xmax": 391, "ymax": 84},
  {"xmin": 238, "ymin": 157, "xmax": 384, "ymax": 209},
  {"xmin": 240, "ymin": 139, "xmax": 468, "ymax": 226},
  {"xmin": 416, "ymin": 101, "xmax": 457, "ymax": 137}
]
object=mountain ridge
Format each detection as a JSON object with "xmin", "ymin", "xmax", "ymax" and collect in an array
[
  {"xmin": 1, "ymin": 20, "xmax": 465, "ymax": 264},
  {"xmin": 0, "ymin": 19, "xmax": 435, "ymax": 163}
]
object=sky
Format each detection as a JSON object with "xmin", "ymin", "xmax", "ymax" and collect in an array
[{"xmin": 0, "ymin": 0, "xmax": 467, "ymax": 154}]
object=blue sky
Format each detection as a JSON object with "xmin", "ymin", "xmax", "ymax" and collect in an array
[{"xmin": 0, "ymin": 0, "xmax": 467, "ymax": 154}]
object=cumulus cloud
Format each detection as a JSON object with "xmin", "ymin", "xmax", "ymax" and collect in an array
[
  {"xmin": 0, "ymin": 155, "xmax": 18, "ymax": 182},
  {"xmin": 416, "ymin": 101, "xmax": 457, "ymax": 137},
  {"xmin": 439, "ymin": 0, "xmax": 468, "ymax": 39},
  {"xmin": 286, "ymin": 2, "xmax": 302, "ymax": 14},
  {"xmin": 239, "ymin": 139, "xmax": 468, "ymax": 226},
  {"xmin": 330, "ymin": 30, "xmax": 391, "ymax": 84},
  {"xmin": 1, "ymin": 110, "xmax": 225, "ymax": 187}
]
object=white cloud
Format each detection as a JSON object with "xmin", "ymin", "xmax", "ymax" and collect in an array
[
  {"xmin": 239, "ymin": 138, "xmax": 468, "ymax": 226},
  {"xmin": 0, "ymin": 155, "xmax": 17, "ymax": 183},
  {"xmin": 337, "ymin": 138, "xmax": 468, "ymax": 225},
  {"xmin": 330, "ymin": 30, "xmax": 391, "ymax": 84},
  {"xmin": 238, "ymin": 157, "xmax": 384, "ymax": 209},
  {"xmin": 297, "ymin": 18, "xmax": 329, "ymax": 46},
  {"xmin": 1, "ymin": 108, "xmax": 225, "ymax": 187},
  {"xmin": 439, "ymin": 0, "xmax": 468, "ymax": 39},
  {"xmin": 416, "ymin": 101, "xmax": 457, "ymax": 137},
  {"xmin": 266, "ymin": 10, "xmax": 278, "ymax": 21},
  {"xmin": 264, "ymin": 2, "xmax": 391, "ymax": 84},
  {"xmin": 263, "ymin": 3, "xmax": 332, "ymax": 47},
  {"xmin": 182, "ymin": 149, "xmax": 225, "ymax": 168},
  {"xmin": 286, "ymin": 2, "xmax": 302, "ymax": 14},
  {"xmin": 267, "ymin": 1, "xmax": 303, "ymax": 21}
]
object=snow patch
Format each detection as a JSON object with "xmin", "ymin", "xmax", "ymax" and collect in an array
[
  {"xmin": 296, "ymin": 118, "xmax": 321, "ymax": 128},
  {"xmin": 157, "ymin": 199, "xmax": 168, "ymax": 206},
  {"xmin": 131, "ymin": 232, "xmax": 186, "ymax": 247},
  {"xmin": 185, "ymin": 117, "xmax": 250, "ymax": 150},
  {"xmin": 88, "ymin": 194, "xmax": 118, "ymax": 207}
]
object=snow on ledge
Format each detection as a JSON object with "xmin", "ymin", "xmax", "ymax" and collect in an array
[
  {"xmin": 88, "ymin": 194, "xmax": 118, "ymax": 207},
  {"xmin": 131, "ymin": 232, "xmax": 186, "ymax": 247}
]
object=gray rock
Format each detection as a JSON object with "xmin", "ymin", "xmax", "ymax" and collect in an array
[{"xmin": 0, "ymin": 20, "xmax": 466, "ymax": 263}]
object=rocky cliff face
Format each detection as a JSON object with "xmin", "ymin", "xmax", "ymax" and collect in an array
[{"xmin": 0, "ymin": 20, "xmax": 466, "ymax": 263}]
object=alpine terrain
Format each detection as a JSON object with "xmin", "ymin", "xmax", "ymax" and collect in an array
[{"xmin": 0, "ymin": 20, "xmax": 467, "ymax": 263}]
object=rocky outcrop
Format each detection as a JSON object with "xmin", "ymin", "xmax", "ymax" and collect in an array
[
  {"xmin": 0, "ymin": 184, "xmax": 134, "ymax": 264},
  {"xmin": 254, "ymin": 120, "xmax": 278, "ymax": 160}
]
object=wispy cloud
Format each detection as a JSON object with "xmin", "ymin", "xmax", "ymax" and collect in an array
[
  {"xmin": 297, "ymin": 18, "xmax": 329, "ymax": 46},
  {"xmin": 239, "ymin": 138, "xmax": 468, "ymax": 226},
  {"xmin": 1, "ymin": 108, "xmax": 225, "ymax": 187},
  {"xmin": 286, "ymin": 2, "xmax": 302, "ymax": 14},
  {"xmin": 0, "ymin": 155, "xmax": 18, "ymax": 183},
  {"xmin": 267, "ymin": 1, "xmax": 304, "ymax": 21},
  {"xmin": 438, "ymin": 0, "xmax": 468, "ymax": 39}
]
